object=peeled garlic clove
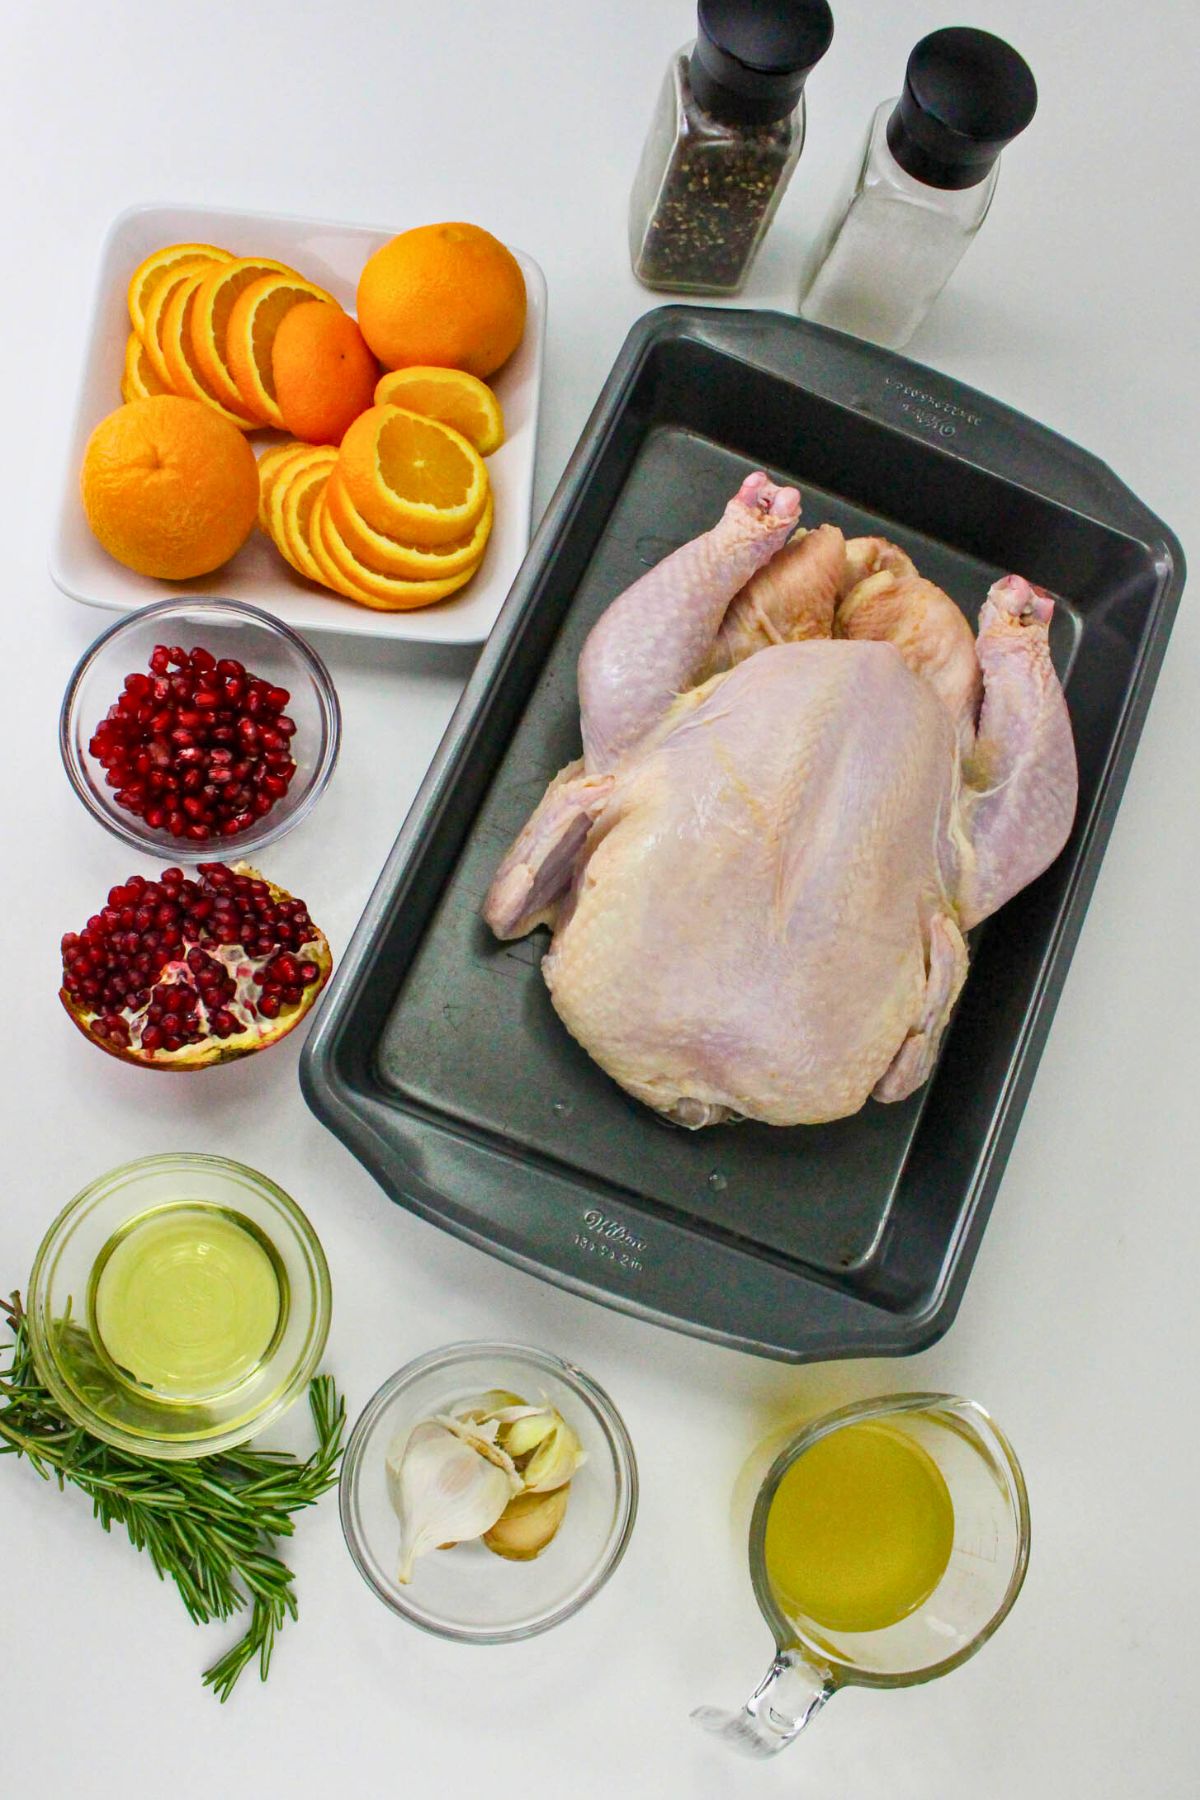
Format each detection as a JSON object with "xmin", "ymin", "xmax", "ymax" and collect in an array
[
  {"xmin": 521, "ymin": 1415, "xmax": 587, "ymax": 1493},
  {"xmin": 483, "ymin": 1484, "xmax": 571, "ymax": 1562},
  {"xmin": 500, "ymin": 1409, "xmax": 558, "ymax": 1460},
  {"xmin": 387, "ymin": 1420, "xmax": 516, "ymax": 1583}
]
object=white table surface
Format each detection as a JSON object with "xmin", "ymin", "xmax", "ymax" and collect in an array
[{"xmin": 2, "ymin": 2, "xmax": 1196, "ymax": 1794}]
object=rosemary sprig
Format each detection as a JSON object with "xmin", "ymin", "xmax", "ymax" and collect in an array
[{"xmin": 0, "ymin": 1291, "xmax": 345, "ymax": 1701}]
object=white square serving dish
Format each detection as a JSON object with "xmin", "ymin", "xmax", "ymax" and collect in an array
[{"xmin": 50, "ymin": 202, "xmax": 547, "ymax": 645}]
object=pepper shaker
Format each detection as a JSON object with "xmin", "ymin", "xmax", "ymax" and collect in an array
[
  {"xmin": 799, "ymin": 27, "xmax": 1037, "ymax": 348},
  {"xmin": 629, "ymin": 0, "xmax": 834, "ymax": 296}
]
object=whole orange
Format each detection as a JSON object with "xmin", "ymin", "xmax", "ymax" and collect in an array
[
  {"xmin": 272, "ymin": 302, "xmax": 379, "ymax": 445},
  {"xmin": 80, "ymin": 396, "xmax": 259, "ymax": 579},
  {"xmin": 356, "ymin": 223, "xmax": 526, "ymax": 378}
]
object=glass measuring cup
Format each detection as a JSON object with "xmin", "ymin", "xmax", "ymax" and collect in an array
[{"xmin": 694, "ymin": 1393, "xmax": 1030, "ymax": 1758}]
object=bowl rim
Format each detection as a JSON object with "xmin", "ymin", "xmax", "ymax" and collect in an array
[
  {"xmin": 339, "ymin": 1339, "xmax": 639, "ymax": 1643},
  {"xmin": 26, "ymin": 1149, "xmax": 332, "ymax": 1459},
  {"xmin": 58, "ymin": 593, "xmax": 341, "ymax": 861}
]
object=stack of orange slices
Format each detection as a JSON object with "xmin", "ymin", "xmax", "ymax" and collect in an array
[
  {"xmin": 119, "ymin": 241, "xmax": 507, "ymax": 611},
  {"xmin": 257, "ymin": 368, "xmax": 503, "ymax": 611},
  {"xmin": 123, "ymin": 242, "xmax": 337, "ymax": 431}
]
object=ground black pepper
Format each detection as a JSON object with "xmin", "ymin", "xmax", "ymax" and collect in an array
[
  {"xmin": 629, "ymin": 2, "xmax": 834, "ymax": 298},
  {"xmin": 633, "ymin": 76, "xmax": 800, "ymax": 292}
]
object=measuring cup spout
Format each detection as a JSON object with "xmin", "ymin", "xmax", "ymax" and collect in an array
[{"xmin": 692, "ymin": 1650, "xmax": 834, "ymax": 1758}]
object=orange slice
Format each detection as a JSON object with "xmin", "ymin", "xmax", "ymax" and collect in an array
[
  {"xmin": 256, "ymin": 441, "xmax": 312, "ymax": 533},
  {"xmin": 267, "ymin": 446, "xmax": 337, "ymax": 579},
  {"xmin": 374, "ymin": 366, "xmax": 504, "ymax": 455},
  {"xmin": 160, "ymin": 272, "xmax": 263, "ymax": 430},
  {"xmin": 121, "ymin": 331, "xmax": 170, "ymax": 402},
  {"xmin": 324, "ymin": 469, "xmax": 492, "ymax": 578},
  {"xmin": 313, "ymin": 488, "xmax": 483, "ymax": 610},
  {"xmin": 190, "ymin": 256, "xmax": 301, "ymax": 420},
  {"xmin": 127, "ymin": 241, "xmax": 231, "ymax": 342},
  {"xmin": 226, "ymin": 274, "xmax": 337, "ymax": 428},
  {"xmin": 279, "ymin": 453, "xmax": 337, "ymax": 581},
  {"xmin": 337, "ymin": 405, "xmax": 489, "ymax": 546},
  {"xmin": 141, "ymin": 258, "xmax": 223, "ymax": 390}
]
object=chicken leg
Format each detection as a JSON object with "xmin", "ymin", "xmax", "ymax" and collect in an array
[
  {"xmin": 958, "ymin": 576, "xmax": 1077, "ymax": 929},
  {"xmin": 578, "ymin": 472, "xmax": 800, "ymax": 773}
]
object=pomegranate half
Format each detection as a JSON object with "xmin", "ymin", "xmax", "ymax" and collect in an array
[{"xmin": 60, "ymin": 861, "xmax": 331, "ymax": 1070}]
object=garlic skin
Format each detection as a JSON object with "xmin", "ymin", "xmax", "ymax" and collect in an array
[{"xmin": 387, "ymin": 1420, "xmax": 519, "ymax": 1583}]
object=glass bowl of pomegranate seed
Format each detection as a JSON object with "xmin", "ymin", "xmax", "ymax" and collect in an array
[{"xmin": 60, "ymin": 595, "xmax": 341, "ymax": 859}]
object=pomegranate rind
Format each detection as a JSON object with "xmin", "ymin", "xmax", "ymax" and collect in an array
[{"xmin": 60, "ymin": 861, "xmax": 332, "ymax": 1071}]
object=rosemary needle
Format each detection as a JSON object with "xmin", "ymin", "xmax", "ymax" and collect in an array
[{"xmin": 0, "ymin": 1292, "xmax": 345, "ymax": 1701}]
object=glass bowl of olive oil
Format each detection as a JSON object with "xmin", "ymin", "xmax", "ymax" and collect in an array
[{"xmin": 27, "ymin": 1153, "xmax": 331, "ymax": 1458}]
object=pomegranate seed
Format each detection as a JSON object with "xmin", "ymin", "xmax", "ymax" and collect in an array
[{"xmin": 89, "ymin": 645, "xmax": 299, "ymax": 840}]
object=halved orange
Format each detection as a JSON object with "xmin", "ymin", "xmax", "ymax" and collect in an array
[
  {"xmin": 324, "ymin": 469, "xmax": 493, "ymax": 578},
  {"xmin": 256, "ymin": 441, "xmax": 312, "ymax": 533},
  {"xmin": 276, "ymin": 450, "xmax": 337, "ymax": 581},
  {"xmin": 314, "ymin": 488, "xmax": 483, "ymax": 610},
  {"xmin": 161, "ymin": 272, "xmax": 263, "ymax": 430},
  {"xmin": 226, "ymin": 274, "xmax": 337, "ymax": 427},
  {"xmin": 121, "ymin": 331, "xmax": 171, "ymax": 402},
  {"xmin": 141, "ymin": 257, "xmax": 223, "ymax": 389},
  {"xmin": 374, "ymin": 366, "xmax": 504, "ymax": 455},
  {"xmin": 337, "ymin": 405, "xmax": 489, "ymax": 546},
  {"xmin": 127, "ymin": 242, "xmax": 231, "ymax": 342},
  {"xmin": 190, "ymin": 257, "xmax": 301, "ymax": 420}
]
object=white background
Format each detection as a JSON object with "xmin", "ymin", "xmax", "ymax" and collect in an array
[{"xmin": 1, "ymin": 2, "xmax": 1196, "ymax": 1794}]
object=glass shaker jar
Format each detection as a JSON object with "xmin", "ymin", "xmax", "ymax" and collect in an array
[
  {"xmin": 799, "ymin": 28, "xmax": 1037, "ymax": 348},
  {"xmin": 629, "ymin": 0, "xmax": 835, "ymax": 296}
]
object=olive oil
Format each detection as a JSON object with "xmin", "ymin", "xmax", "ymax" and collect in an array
[
  {"xmin": 764, "ymin": 1421, "xmax": 955, "ymax": 1635},
  {"xmin": 90, "ymin": 1203, "xmax": 286, "ymax": 1401}
]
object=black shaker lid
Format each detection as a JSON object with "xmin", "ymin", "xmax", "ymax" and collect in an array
[
  {"xmin": 886, "ymin": 27, "xmax": 1037, "ymax": 190},
  {"xmin": 689, "ymin": 0, "xmax": 835, "ymax": 125}
]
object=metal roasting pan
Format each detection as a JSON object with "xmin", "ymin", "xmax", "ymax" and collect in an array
[{"xmin": 301, "ymin": 307, "xmax": 1185, "ymax": 1361}]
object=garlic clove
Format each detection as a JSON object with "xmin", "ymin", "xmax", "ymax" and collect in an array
[
  {"xmin": 483, "ymin": 1484, "xmax": 571, "ymax": 1562},
  {"xmin": 463, "ymin": 1397, "xmax": 588, "ymax": 1487},
  {"xmin": 500, "ymin": 1410, "xmax": 558, "ymax": 1460},
  {"xmin": 387, "ymin": 1420, "xmax": 517, "ymax": 1583},
  {"xmin": 520, "ymin": 1415, "xmax": 587, "ymax": 1493},
  {"xmin": 455, "ymin": 1389, "xmax": 527, "ymax": 1423}
]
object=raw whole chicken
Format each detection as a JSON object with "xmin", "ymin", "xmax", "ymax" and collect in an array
[{"xmin": 484, "ymin": 473, "xmax": 1077, "ymax": 1128}]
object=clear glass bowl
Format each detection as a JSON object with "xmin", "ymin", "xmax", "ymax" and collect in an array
[
  {"xmin": 59, "ymin": 596, "xmax": 340, "ymax": 860},
  {"xmin": 339, "ymin": 1342, "xmax": 638, "ymax": 1642},
  {"xmin": 26, "ymin": 1152, "xmax": 331, "ymax": 1458}
]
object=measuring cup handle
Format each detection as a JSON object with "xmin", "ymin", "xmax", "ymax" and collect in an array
[{"xmin": 691, "ymin": 1649, "xmax": 834, "ymax": 1758}]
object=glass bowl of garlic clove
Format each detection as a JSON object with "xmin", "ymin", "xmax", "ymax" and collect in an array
[{"xmin": 338, "ymin": 1342, "xmax": 638, "ymax": 1642}]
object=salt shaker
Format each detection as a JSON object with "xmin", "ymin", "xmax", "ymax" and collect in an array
[
  {"xmin": 799, "ymin": 27, "xmax": 1037, "ymax": 348},
  {"xmin": 629, "ymin": 0, "xmax": 834, "ymax": 296}
]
